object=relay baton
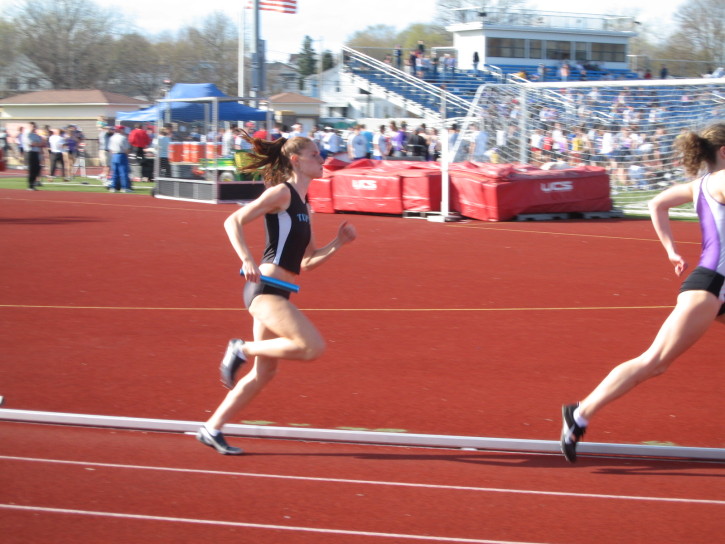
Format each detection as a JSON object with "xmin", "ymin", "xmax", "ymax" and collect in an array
[{"xmin": 240, "ymin": 268, "xmax": 300, "ymax": 293}]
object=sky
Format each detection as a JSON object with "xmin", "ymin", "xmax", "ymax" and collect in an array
[{"xmin": 1, "ymin": 0, "xmax": 684, "ymax": 62}]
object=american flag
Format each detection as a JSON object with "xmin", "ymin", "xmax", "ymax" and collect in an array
[{"xmin": 246, "ymin": 0, "xmax": 297, "ymax": 14}]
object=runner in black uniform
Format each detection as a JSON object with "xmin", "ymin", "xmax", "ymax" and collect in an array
[{"xmin": 197, "ymin": 132, "xmax": 357, "ymax": 455}]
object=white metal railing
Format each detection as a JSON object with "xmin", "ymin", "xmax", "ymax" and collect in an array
[{"xmin": 342, "ymin": 46, "xmax": 476, "ymax": 121}]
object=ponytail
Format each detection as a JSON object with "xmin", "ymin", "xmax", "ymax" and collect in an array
[
  {"xmin": 239, "ymin": 131, "xmax": 314, "ymax": 186},
  {"xmin": 675, "ymin": 123, "xmax": 725, "ymax": 177}
]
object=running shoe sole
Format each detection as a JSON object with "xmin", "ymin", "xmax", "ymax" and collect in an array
[
  {"xmin": 195, "ymin": 426, "xmax": 243, "ymax": 455},
  {"xmin": 561, "ymin": 403, "xmax": 585, "ymax": 463},
  {"xmin": 220, "ymin": 339, "xmax": 246, "ymax": 389}
]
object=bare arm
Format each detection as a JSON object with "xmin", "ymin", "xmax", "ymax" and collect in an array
[
  {"xmin": 301, "ymin": 218, "xmax": 357, "ymax": 272},
  {"xmin": 223, "ymin": 184, "xmax": 290, "ymax": 283},
  {"xmin": 647, "ymin": 181, "xmax": 694, "ymax": 276}
]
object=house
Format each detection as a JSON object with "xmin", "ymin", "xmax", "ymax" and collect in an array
[
  {"xmin": 0, "ymin": 89, "xmax": 150, "ymax": 161},
  {"xmin": 301, "ymin": 64, "xmax": 404, "ymax": 121},
  {"xmin": 268, "ymin": 92, "xmax": 323, "ymax": 132},
  {"xmin": 0, "ymin": 54, "xmax": 53, "ymax": 99}
]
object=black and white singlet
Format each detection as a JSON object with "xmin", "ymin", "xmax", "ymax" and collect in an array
[{"xmin": 261, "ymin": 182, "xmax": 311, "ymax": 275}]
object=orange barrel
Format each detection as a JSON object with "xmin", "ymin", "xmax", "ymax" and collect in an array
[
  {"xmin": 169, "ymin": 142, "xmax": 183, "ymax": 162},
  {"xmin": 206, "ymin": 142, "xmax": 222, "ymax": 159},
  {"xmin": 183, "ymin": 142, "xmax": 205, "ymax": 162}
]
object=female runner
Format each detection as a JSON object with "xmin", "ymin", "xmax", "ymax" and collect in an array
[
  {"xmin": 197, "ymin": 132, "xmax": 357, "ymax": 454},
  {"xmin": 561, "ymin": 123, "xmax": 725, "ymax": 462}
]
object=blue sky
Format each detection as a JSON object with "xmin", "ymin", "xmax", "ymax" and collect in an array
[{"xmin": 1, "ymin": 0, "xmax": 682, "ymax": 62}]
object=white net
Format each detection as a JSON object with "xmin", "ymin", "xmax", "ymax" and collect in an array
[{"xmin": 449, "ymin": 78, "xmax": 725, "ymax": 217}]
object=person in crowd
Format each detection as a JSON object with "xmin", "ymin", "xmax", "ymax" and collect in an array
[
  {"xmin": 289, "ymin": 123, "xmax": 306, "ymax": 139},
  {"xmin": 108, "ymin": 125, "xmax": 132, "ymax": 193},
  {"xmin": 97, "ymin": 124, "xmax": 114, "ymax": 184},
  {"xmin": 222, "ymin": 124, "xmax": 237, "ymax": 156},
  {"xmin": 372, "ymin": 124, "xmax": 390, "ymax": 160},
  {"xmin": 560, "ymin": 62, "xmax": 571, "ymax": 82},
  {"xmin": 196, "ymin": 132, "xmax": 357, "ymax": 455},
  {"xmin": 41, "ymin": 125, "xmax": 53, "ymax": 173},
  {"xmin": 390, "ymin": 121, "xmax": 408, "ymax": 157},
  {"xmin": 47, "ymin": 129, "xmax": 66, "ymax": 181},
  {"xmin": 406, "ymin": 127, "xmax": 428, "ymax": 159},
  {"xmin": 347, "ymin": 125, "xmax": 369, "ymax": 161},
  {"xmin": 360, "ymin": 124, "xmax": 374, "ymax": 158},
  {"xmin": 63, "ymin": 125, "xmax": 84, "ymax": 181},
  {"xmin": 322, "ymin": 126, "xmax": 342, "ymax": 159},
  {"xmin": 128, "ymin": 124, "xmax": 151, "ymax": 159},
  {"xmin": 407, "ymin": 50, "xmax": 417, "ymax": 76},
  {"xmin": 427, "ymin": 128, "xmax": 441, "ymax": 161},
  {"xmin": 469, "ymin": 124, "xmax": 490, "ymax": 162},
  {"xmin": 393, "ymin": 45, "xmax": 403, "ymax": 71},
  {"xmin": 530, "ymin": 128, "xmax": 544, "ymax": 165},
  {"xmin": 155, "ymin": 127, "xmax": 172, "ymax": 178},
  {"xmin": 0, "ymin": 125, "xmax": 8, "ymax": 158},
  {"xmin": 15, "ymin": 126, "xmax": 25, "ymax": 167},
  {"xmin": 24, "ymin": 122, "xmax": 45, "ymax": 190},
  {"xmin": 561, "ymin": 122, "xmax": 725, "ymax": 462}
]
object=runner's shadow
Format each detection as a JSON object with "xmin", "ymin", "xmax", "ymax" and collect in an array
[{"xmin": 245, "ymin": 450, "xmax": 725, "ymax": 474}]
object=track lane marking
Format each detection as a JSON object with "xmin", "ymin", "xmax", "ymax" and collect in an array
[
  {"xmin": 0, "ymin": 304, "xmax": 675, "ymax": 311},
  {"xmin": 1, "ymin": 456, "xmax": 721, "ymax": 505},
  {"xmin": 450, "ymin": 223, "xmax": 701, "ymax": 244},
  {"xmin": 0, "ymin": 503, "xmax": 544, "ymax": 544}
]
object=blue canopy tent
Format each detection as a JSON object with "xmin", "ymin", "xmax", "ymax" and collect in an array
[
  {"xmin": 118, "ymin": 84, "xmax": 270, "ymax": 204},
  {"xmin": 115, "ymin": 83, "xmax": 267, "ymax": 123}
]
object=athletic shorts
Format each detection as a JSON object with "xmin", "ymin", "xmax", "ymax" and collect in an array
[
  {"xmin": 679, "ymin": 266, "xmax": 725, "ymax": 316},
  {"xmin": 243, "ymin": 280, "xmax": 291, "ymax": 309}
]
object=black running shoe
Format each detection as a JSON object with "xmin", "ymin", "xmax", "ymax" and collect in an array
[
  {"xmin": 196, "ymin": 426, "xmax": 243, "ymax": 455},
  {"xmin": 561, "ymin": 403, "xmax": 586, "ymax": 463},
  {"xmin": 220, "ymin": 339, "xmax": 246, "ymax": 389}
]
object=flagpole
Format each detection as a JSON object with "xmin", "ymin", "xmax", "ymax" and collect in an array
[
  {"xmin": 237, "ymin": 6, "xmax": 245, "ymax": 98},
  {"xmin": 251, "ymin": 0, "xmax": 261, "ymax": 106}
]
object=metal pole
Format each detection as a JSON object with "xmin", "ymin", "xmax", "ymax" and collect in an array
[
  {"xmin": 440, "ymin": 87, "xmax": 450, "ymax": 218},
  {"xmin": 251, "ymin": 0, "xmax": 261, "ymax": 105},
  {"xmin": 237, "ymin": 6, "xmax": 245, "ymax": 98}
]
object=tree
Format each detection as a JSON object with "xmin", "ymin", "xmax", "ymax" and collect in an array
[
  {"xmin": 297, "ymin": 35, "xmax": 317, "ymax": 79},
  {"xmin": 671, "ymin": 0, "xmax": 724, "ymax": 66},
  {"xmin": 11, "ymin": 0, "xmax": 117, "ymax": 88},
  {"xmin": 396, "ymin": 23, "xmax": 451, "ymax": 52},
  {"xmin": 347, "ymin": 24, "xmax": 398, "ymax": 50},
  {"xmin": 0, "ymin": 18, "xmax": 20, "ymax": 69},
  {"xmin": 106, "ymin": 33, "xmax": 162, "ymax": 100},
  {"xmin": 322, "ymin": 50, "xmax": 335, "ymax": 72}
]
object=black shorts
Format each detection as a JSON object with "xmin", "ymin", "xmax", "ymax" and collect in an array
[
  {"xmin": 243, "ymin": 280, "xmax": 291, "ymax": 309},
  {"xmin": 680, "ymin": 266, "xmax": 725, "ymax": 316}
]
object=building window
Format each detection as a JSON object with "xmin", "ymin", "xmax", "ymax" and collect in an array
[
  {"xmin": 486, "ymin": 37, "xmax": 526, "ymax": 58},
  {"xmin": 529, "ymin": 40, "xmax": 542, "ymax": 60},
  {"xmin": 591, "ymin": 43, "xmax": 626, "ymax": 62},
  {"xmin": 546, "ymin": 40, "xmax": 571, "ymax": 61},
  {"xmin": 574, "ymin": 42, "xmax": 588, "ymax": 62}
]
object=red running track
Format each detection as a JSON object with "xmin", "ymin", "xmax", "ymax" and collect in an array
[
  {"xmin": 1, "ymin": 422, "xmax": 723, "ymax": 544},
  {"xmin": 0, "ymin": 188, "xmax": 723, "ymax": 542}
]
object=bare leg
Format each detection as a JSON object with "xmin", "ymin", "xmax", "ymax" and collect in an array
[
  {"xmin": 206, "ymin": 295, "xmax": 325, "ymax": 431},
  {"xmin": 241, "ymin": 294, "xmax": 325, "ymax": 361},
  {"xmin": 578, "ymin": 290, "xmax": 721, "ymax": 421}
]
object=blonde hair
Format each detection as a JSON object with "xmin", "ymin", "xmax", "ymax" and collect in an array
[
  {"xmin": 675, "ymin": 123, "xmax": 725, "ymax": 177},
  {"xmin": 239, "ymin": 131, "xmax": 315, "ymax": 186}
]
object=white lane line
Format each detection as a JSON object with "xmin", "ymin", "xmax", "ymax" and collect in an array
[
  {"xmin": 0, "ymin": 503, "xmax": 547, "ymax": 544},
  {"xmin": 1, "ymin": 456, "xmax": 722, "ymax": 506}
]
